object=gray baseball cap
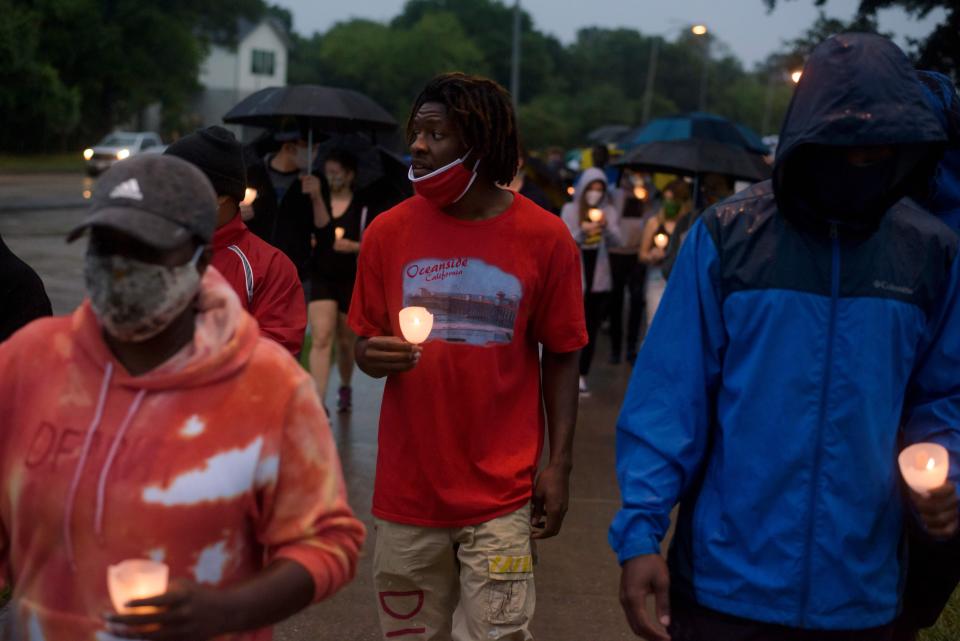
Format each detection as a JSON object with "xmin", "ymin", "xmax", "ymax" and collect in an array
[{"xmin": 67, "ymin": 154, "xmax": 217, "ymax": 250}]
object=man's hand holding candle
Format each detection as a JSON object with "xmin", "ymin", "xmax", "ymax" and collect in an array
[
  {"xmin": 356, "ymin": 336, "xmax": 422, "ymax": 378},
  {"xmin": 910, "ymin": 481, "xmax": 960, "ymax": 540}
]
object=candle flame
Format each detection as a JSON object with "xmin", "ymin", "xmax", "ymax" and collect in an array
[
  {"xmin": 633, "ymin": 186, "xmax": 648, "ymax": 200},
  {"xmin": 241, "ymin": 188, "xmax": 258, "ymax": 206},
  {"xmin": 927, "ymin": 457, "xmax": 936, "ymax": 471}
]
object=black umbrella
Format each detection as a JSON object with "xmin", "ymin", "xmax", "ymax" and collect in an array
[
  {"xmin": 223, "ymin": 85, "xmax": 398, "ymax": 134},
  {"xmin": 586, "ymin": 125, "xmax": 632, "ymax": 146},
  {"xmin": 615, "ymin": 139, "xmax": 771, "ymax": 183},
  {"xmin": 312, "ymin": 134, "xmax": 406, "ymax": 190},
  {"xmin": 312, "ymin": 134, "xmax": 412, "ymax": 211}
]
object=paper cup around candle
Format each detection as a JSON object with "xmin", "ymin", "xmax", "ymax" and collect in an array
[
  {"xmin": 335, "ymin": 227, "xmax": 346, "ymax": 241},
  {"xmin": 399, "ymin": 307, "xmax": 434, "ymax": 345},
  {"xmin": 654, "ymin": 232, "xmax": 670, "ymax": 250},
  {"xmin": 240, "ymin": 188, "xmax": 258, "ymax": 206},
  {"xmin": 588, "ymin": 208, "xmax": 604, "ymax": 223},
  {"xmin": 107, "ymin": 559, "xmax": 169, "ymax": 614},
  {"xmin": 899, "ymin": 443, "xmax": 949, "ymax": 495}
]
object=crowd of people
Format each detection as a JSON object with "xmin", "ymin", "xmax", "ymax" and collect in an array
[{"xmin": 0, "ymin": 30, "xmax": 959, "ymax": 641}]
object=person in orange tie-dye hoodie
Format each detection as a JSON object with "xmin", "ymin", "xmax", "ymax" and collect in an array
[{"xmin": 0, "ymin": 154, "xmax": 365, "ymax": 641}]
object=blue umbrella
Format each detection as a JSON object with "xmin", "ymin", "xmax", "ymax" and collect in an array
[{"xmin": 623, "ymin": 112, "xmax": 769, "ymax": 155}]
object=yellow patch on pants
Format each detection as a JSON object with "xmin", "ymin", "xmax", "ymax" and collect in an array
[{"xmin": 489, "ymin": 555, "xmax": 534, "ymax": 575}]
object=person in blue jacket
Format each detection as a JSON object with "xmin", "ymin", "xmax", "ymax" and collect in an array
[
  {"xmin": 895, "ymin": 70, "xmax": 960, "ymax": 641},
  {"xmin": 610, "ymin": 33, "xmax": 960, "ymax": 641}
]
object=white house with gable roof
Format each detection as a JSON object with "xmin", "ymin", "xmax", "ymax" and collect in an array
[{"xmin": 186, "ymin": 17, "xmax": 291, "ymax": 135}]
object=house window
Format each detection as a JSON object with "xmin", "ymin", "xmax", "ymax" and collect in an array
[{"xmin": 251, "ymin": 49, "xmax": 275, "ymax": 76}]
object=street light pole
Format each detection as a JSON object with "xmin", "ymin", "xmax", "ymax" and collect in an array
[
  {"xmin": 692, "ymin": 24, "xmax": 709, "ymax": 112},
  {"xmin": 510, "ymin": 0, "xmax": 521, "ymax": 109},
  {"xmin": 761, "ymin": 71, "xmax": 776, "ymax": 136},
  {"xmin": 641, "ymin": 37, "xmax": 660, "ymax": 124}
]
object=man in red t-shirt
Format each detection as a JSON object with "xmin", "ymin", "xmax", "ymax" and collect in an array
[
  {"xmin": 349, "ymin": 73, "xmax": 587, "ymax": 640},
  {"xmin": 166, "ymin": 127, "xmax": 307, "ymax": 355}
]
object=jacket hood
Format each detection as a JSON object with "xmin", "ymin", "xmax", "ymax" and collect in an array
[
  {"xmin": 73, "ymin": 266, "xmax": 260, "ymax": 391},
  {"xmin": 916, "ymin": 70, "xmax": 960, "ymax": 230},
  {"xmin": 574, "ymin": 167, "xmax": 610, "ymax": 204},
  {"xmin": 773, "ymin": 33, "xmax": 946, "ymax": 234}
]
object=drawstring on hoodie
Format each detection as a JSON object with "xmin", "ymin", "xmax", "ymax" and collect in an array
[
  {"xmin": 64, "ymin": 362, "xmax": 113, "ymax": 570},
  {"xmin": 95, "ymin": 389, "xmax": 146, "ymax": 538},
  {"xmin": 63, "ymin": 362, "xmax": 148, "ymax": 569},
  {"xmin": 94, "ymin": 390, "xmax": 147, "ymax": 538}
]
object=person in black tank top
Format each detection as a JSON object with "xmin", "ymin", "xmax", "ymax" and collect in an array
[{"xmin": 308, "ymin": 149, "xmax": 368, "ymax": 413}]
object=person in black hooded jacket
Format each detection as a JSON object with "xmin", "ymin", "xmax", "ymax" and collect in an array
[{"xmin": 0, "ymin": 233, "xmax": 51, "ymax": 342}]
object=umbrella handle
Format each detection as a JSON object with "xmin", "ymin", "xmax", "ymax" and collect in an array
[{"xmin": 306, "ymin": 128, "xmax": 313, "ymax": 177}]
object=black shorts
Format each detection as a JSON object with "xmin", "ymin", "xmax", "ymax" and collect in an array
[{"xmin": 309, "ymin": 277, "xmax": 354, "ymax": 312}]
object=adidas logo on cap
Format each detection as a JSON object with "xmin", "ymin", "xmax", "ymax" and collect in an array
[{"xmin": 109, "ymin": 178, "xmax": 144, "ymax": 201}]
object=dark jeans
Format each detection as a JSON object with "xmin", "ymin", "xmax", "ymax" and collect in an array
[
  {"xmin": 669, "ymin": 593, "xmax": 894, "ymax": 641},
  {"xmin": 581, "ymin": 291, "xmax": 610, "ymax": 376},
  {"xmin": 893, "ymin": 524, "xmax": 960, "ymax": 640},
  {"xmin": 608, "ymin": 252, "xmax": 647, "ymax": 359}
]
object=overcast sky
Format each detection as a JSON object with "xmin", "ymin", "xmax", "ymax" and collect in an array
[{"xmin": 275, "ymin": 0, "xmax": 946, "ymax": 68}]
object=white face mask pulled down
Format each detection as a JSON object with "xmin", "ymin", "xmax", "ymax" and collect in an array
[{"xmin": 85, "ymin": 246, "xmax": 204, "ymax": 342}]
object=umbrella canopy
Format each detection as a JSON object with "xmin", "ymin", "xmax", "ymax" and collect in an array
[
  {"xmin": 586, "ymin": 125, "xmax": 632, "ymax": 146},
  {"xmin": 615, "ymin": 139, "xmax": 771, "ymax": 183},
  {"xmin": 624, "ymin": 112, "xmax": 769, "ymax": 155},
  {"xmin": 223, "ymin": 85, "xmax": 397, "ymax": 134},
  {"xmin": 313, "ymin": 133, "xmax": 408, "ymax": 191}
]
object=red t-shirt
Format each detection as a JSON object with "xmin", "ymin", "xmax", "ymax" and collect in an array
[{"xmin": 348, "ymin": 192, "xmax": 588, "ymax": 527}]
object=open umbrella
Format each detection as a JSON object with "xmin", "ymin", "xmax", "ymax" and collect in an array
[
  {"xmin": 623, "ymin": 112, "xmax": 769, "ymax": 155},
  {"xmin": 223, "ymin": 85, "xmax": 397, "ymax": 133},
  {"xmin": 586, "ymin": 125, "xmax": 632, "ymax": 146},
  {"xmin": 615, "ymin": 139, "xmax": 770, "ymax": 183},
  {"xmin": 224, "ymin": 85, "xmax": 398, "ymax": 170}
]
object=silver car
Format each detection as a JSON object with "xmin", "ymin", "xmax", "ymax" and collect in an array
[{"xmin": 83, "ymin": 132, "xmax": 164, "ymax": 176}]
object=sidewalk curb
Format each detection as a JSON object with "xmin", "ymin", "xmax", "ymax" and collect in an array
[{"xmin": 0, "ymin": 200, "xmax": 87, "ymax": 213}]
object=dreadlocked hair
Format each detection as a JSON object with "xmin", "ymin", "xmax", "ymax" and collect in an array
[{"xmin": 407, "ymin": 72, "xmax": 520, "ymax": 186}]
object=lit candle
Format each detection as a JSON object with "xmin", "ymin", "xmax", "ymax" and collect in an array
[
  {"xmin": 399, "ymin": 307, "xmax": 434, "ymax": 345},
  {"xmin": 566, "ymin": 186, "xmax": 575, "ymax": 197},
  {"xmin": 899, "ymin": 443, "xmax": 949, "ymax": 495},
  {"xmin": 335, "ymin": 227, "xmax": 345, "ymax": 241},
  {"xmin": 107, "ymin": 559, "xmax": 169, "ymax": 614},
  {"xmin": 588, "ymin": 208, "xmax": 604, "ymax": 223},
  {"xmin": 654, "ymin": 232, "xmax": 670, "ymax": 249},
  {"xmin": 240, "ymin": 188, "xmax": 258, "ymax": 206},
  {"xmin": 633, "ymin": 186, "xmax": 648, "ymax": 200}
]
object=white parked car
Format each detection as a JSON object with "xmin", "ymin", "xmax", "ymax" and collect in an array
[{"xmin": 83, "ymin": 131, "xmax": 165, "ymax": 176}]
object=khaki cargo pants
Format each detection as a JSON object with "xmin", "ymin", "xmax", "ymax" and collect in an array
[{"xmin": 373, "ymin": 506, "xmax": 536, "ymax": 641}]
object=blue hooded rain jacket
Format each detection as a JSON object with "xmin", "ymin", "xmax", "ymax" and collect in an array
[{"xmin": 610, "ymin": 33, "xmax": 960, "ymax": 630}]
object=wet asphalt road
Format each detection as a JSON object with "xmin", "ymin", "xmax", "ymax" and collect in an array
[{"xmin": 0, "ymin": 173, "xmax": 647, "ymax": 641}]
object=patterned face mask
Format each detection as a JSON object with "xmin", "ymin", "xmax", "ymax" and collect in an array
[{"xmin": 85, "ymin": 246, "xmax": 204, "ymax": 342}]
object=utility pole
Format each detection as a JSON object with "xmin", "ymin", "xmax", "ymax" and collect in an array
[
  {"xmin": 511, "ymin": 0, "xmax": 521, "ymax": 108},
  {"xmin": 641, "ymin": 37, "xmax": 660, "ymax": 124}
]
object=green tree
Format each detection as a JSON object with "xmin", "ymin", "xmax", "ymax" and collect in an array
[
  {"xmin": 392, "ymin": 0, "xmax": 565, "ymax": 101},
  {"xmin": 0, "ymin": 0, "xmax": 80, "ymax": 152},
  {"xmin": 308, "ymin": 14, "xmax": 487, "ymax": 122},
  {"xmin": 762, "ymin": 0, "xmax": 957, "ymax": 76},
  {"xmin": 13, "ymin": 0, "xmax": 267, "ymax": 149}
]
